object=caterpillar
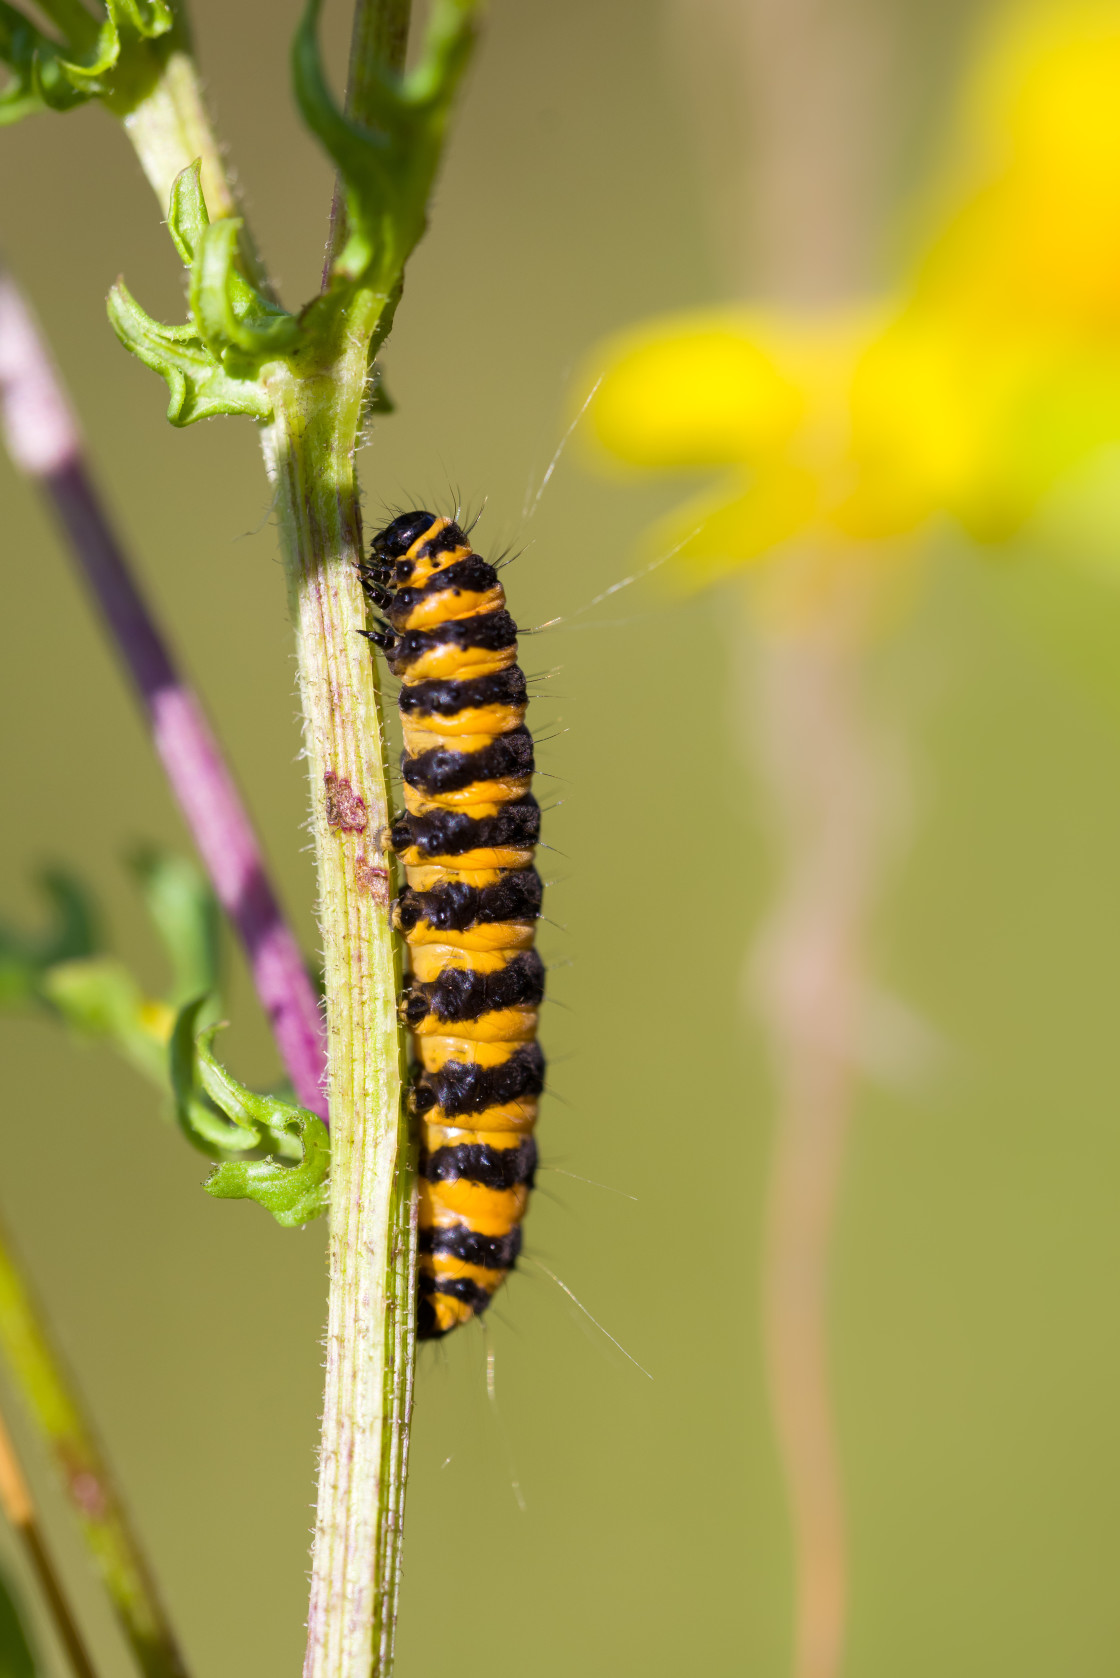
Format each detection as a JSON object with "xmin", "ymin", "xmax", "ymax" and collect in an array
[{"xmin": 361, "ymin": 510, "xmax": 544, "ymax": 1341}]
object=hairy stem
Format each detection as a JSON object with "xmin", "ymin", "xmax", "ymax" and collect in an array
[
  {"xmin": 0, "ymin": 1219, "xmax": 188, "ymax": 1678},
  {"xmin": 286, "ymin": 6, "xmax": 428, "ymax": 1665},
  {"xmin": 263, "ymin": 347, "xmax": 411, "ymax": 1678},
  {"xmin": 0, "ymin": 271, "xmax": 328, "ymax": 1117},
  {"xmin": 0, "ymin": 1407, "xmax": 100, "ymax": 1678},
  {"xmin": 115, "ymin": 43, "xmax": 274, "ymax": 299},
  {"xmin": 120, "ymin": 52, "xmax": 234, "ymax": 219},
  {"xmin": 99, "ymin": 8, "xmax": 472, "ymax": 1665}
]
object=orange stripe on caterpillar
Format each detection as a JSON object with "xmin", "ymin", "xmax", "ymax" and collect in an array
[{"xmin": 362, "ymin": 511, "xmax": 545, "ymax": 1341}]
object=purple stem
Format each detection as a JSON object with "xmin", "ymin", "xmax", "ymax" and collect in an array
[{"xmin": 0, "ymin": 271, "xmax": 329, "ymax": 1120}]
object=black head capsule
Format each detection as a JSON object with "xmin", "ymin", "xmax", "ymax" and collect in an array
[{"xmin": 370, "ymin": 511, "xmax": 438, "ymax": 565}]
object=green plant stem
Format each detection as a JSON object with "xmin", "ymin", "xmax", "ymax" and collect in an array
[
  {"xmin": 262, "ymin": 347, "xmax": 412, "ymax": 1677},
  {"xmin": 116, "ymin": 48, "xmax": 273, "ymax": 297},
  {"xmin": 108, "ymin": 9, "xmax": 435, "ymax": 1667},
  {"xmin": 323, "ymin": 0, "xmax": 412, "ymax": 276},
  {"xmin": 0, "ymin": 1219, "xmax": 188, "ymax": 1678},
  {"xmin": 119, "ymin": 51, "xmax": 233, "ymax": 217}
]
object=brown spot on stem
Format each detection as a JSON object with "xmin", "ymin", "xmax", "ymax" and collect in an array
[
  {"xmin": 355, "ymin": 851, "xmax": 390, "ymax": 906},
  {"xmin": 324, "ymin": 771, "xmax": 367, "ymax": 832},
  {"xmin": 68, "ymin": 1470, "xmax": 108, "ymax": 1521}
]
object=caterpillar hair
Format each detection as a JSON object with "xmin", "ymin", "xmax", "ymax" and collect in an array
[{"xmin": 361, "ymin": 510, "xmax": 544, "ymax": 1340}]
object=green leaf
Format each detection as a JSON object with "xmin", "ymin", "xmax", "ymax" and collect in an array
[
  {"xmin": 189, "ymin": 216, "xmax": 301, "ymax": 363},
  {"xmin": 0, "ymin": 869, "xmax": 99, "ymax": 1004},
  {"xmin": 47, "ymin": 19, "xmax": 125, "ymax": 88},
  {"xmin": 105, "ymin": 0, "xmax": 173, "ymax": 40},
  {"xmin": 34, "ymin": 1, "xmax": 104, "ymax": 52},
  {"xmin": 166, "ymin": 155, "xmax": 209, "ymax": 265},
  {"xmin": 0, "ymin": 5, "xmax": 53, "ymax": 125},
  {"xmin": 194, "ymin": 1022, "xmax": 285, "ymax": 1140},
  {"xmin": 113, "ymin": 162, "xmax": 300, "ymax": 419},
  {"xmin": 169, "ymin": 997, "xmax": 256, "ymax": 1155},
  {"xmin": 130, "ymin": 847, "xmax": 220, "ymax": 1006},
  {"xmin": 169, "ymin": 161, "xmax": 301, "ymax": 366},
  {"xmin": 292, "ymin": 0, "xmax": 478, "ymax": 285},
  {"xmin": 0, "ymin": 0, "xmax": 174, "ymax": 124},
  {"xmin": 0, "ymin": 1567, "xmax": 38, "ymax": 1678},
  {"xmin": 42, "ymin": 956, "xmax": 171, "ymax": 1086},
  {"xmin": 107, "ymin": 280, "xmax": 272, "ymax": 425},
  {"xmin": 205, "ymin": 1112, "xmax": 329, "ymax": 1227},
  {"xmin": 40, "ymin": 869, "xmax": 100, "ymax": 962},
  {"xmin": 169, "ymin": 1003, "xmax": 329, "ymax": 1223}
]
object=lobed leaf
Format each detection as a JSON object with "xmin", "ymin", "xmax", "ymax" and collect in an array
[
  {"xmin": 0, "ymin": 853, "xmax": 218, "ymax": 1095},
  {"xmin": 205, "ymin": 1115, "xmax": 329, "ymax": 1227},
  {"xmin": 104, "ymin": 0, "xmax": 172, "ymax": 39},
  {"xmin": 0, "ymin": 0, "xmax": 174, "ymax": 124},
  {"xmin": 170, "ymin": 1001, "xmax": 329, "ymax": 1223},
  {"xmin": 169, "ymin": 997, "xmax": 255, "ymax": 1155},
  {"xmin": 0, "ymin": 856, "xmax": 324, "ymax": 1225},
  {"xmin": 189, "ymin": 216, "xmax": 301, "ymax": 364},
  {"xmin": 107, "ymin": 280, "xmax": 272, "ymax": 424},
  {"xmin": 114, "ymin": 162, "xmax": 302, "ymax": 421}
]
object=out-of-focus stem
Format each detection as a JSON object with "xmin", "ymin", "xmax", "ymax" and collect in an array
[
  {"xmin": 0, "ymin": 272, "xmax": 328, "ymax": 1119},
  {"xmin": 670, "ymin": 3, "xmax": 889, "ymax": 1673},
  {"xmin": 736, "ymin": 0, "xmax": 887, "ymax": 303},
  {"xmin": 0, "ymin": 1407, "xmax": 100, "ymax": 1678},
  {"xmin": 747, "ymin": 564, "xmax": 880, "ymax": 1678},
  {"xmin": 0, "ymin": 1219, "xmax": 188, "ymax": 1678}
]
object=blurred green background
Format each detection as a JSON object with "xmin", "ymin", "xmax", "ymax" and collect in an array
[{"xmin": 6, "ymin": 1, "xmax": 1120, "ymax": 1674}]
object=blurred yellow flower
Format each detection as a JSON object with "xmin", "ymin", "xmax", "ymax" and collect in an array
[{"xmin": 584, "ymin": 0, "xmax": 1120, "ymax": 583}]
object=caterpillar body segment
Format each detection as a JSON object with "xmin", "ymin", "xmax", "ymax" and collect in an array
[{"xmin": 362, "ymin": 511, "xmax": 544, "ymax": 1340}]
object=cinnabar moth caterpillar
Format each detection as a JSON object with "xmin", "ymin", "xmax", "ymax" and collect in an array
[{"xmin": 361, "ymin": 511, "xmax": 543, "ymax": 1340}]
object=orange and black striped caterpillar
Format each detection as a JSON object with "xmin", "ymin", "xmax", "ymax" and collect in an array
[{"xmin": 361, "ymin": 511, "xmax": 543, "ymax": 1340}]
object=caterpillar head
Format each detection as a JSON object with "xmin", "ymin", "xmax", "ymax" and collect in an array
[{"xmin": 367, "ymin": 511, "xmax": 471, "ymax": 592}]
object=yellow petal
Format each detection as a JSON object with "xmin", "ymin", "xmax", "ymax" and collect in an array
[
  {"xmin": 912, "ymin": 2, "xmax": 1120, "ymax": 328},
  {"xmin": 583, "ymin": 312, "xmax": 806, "ymax": 470},
  {"xmin": 843, "ymin": 312, "xmax": 985, "ymax": 536}
]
